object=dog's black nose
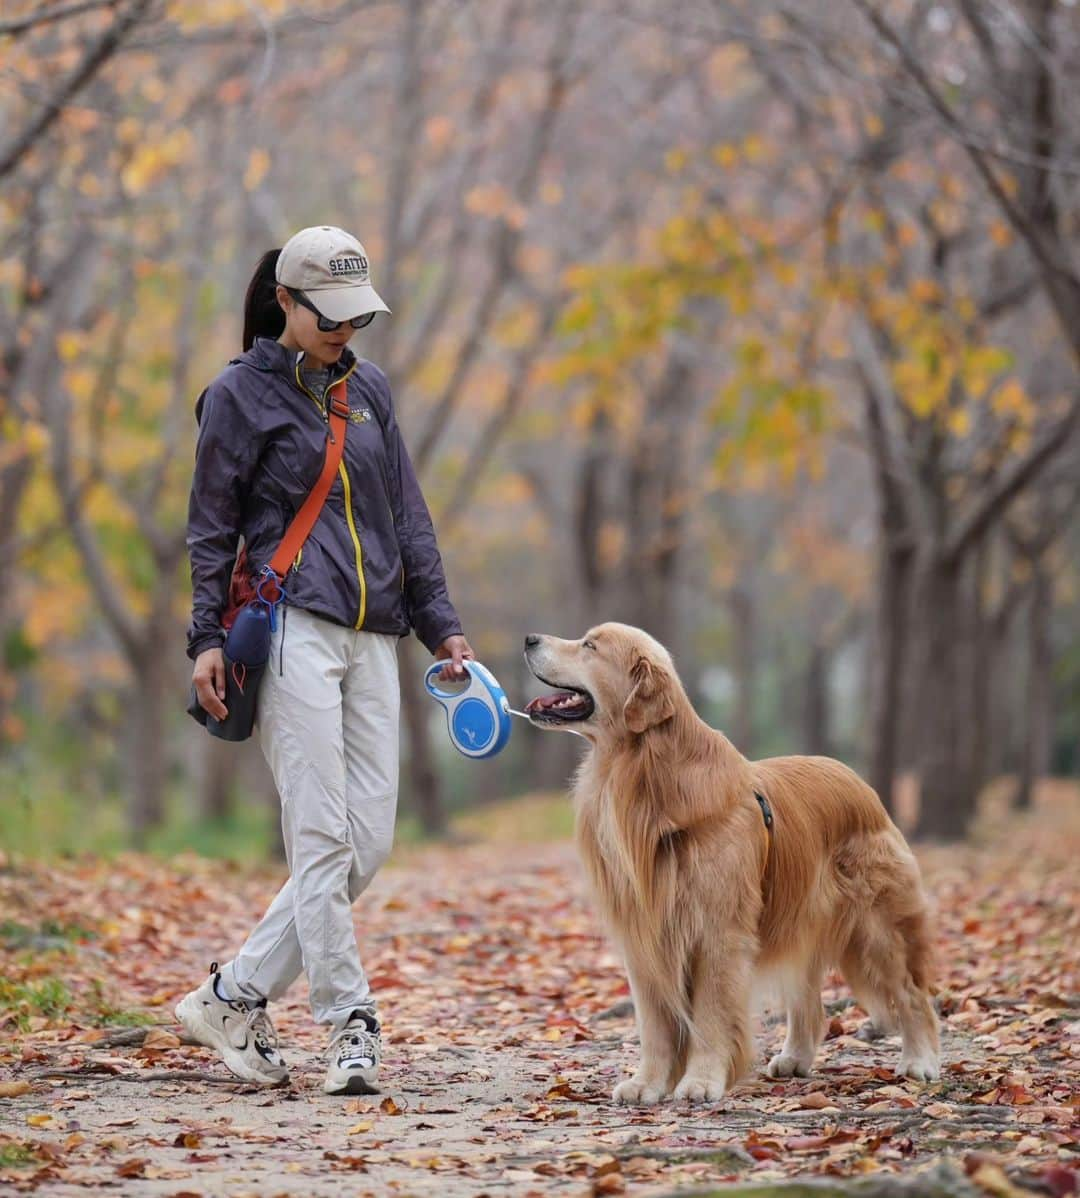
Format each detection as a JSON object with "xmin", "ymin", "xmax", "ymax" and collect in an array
[{"xmin": 525, "ymin": 634, "xmax": 541, "ymax": 649}]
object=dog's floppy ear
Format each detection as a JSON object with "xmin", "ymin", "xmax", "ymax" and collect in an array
[{"xmin": 623, "ymin": 655, "xmax": 675, "ymax": 734}]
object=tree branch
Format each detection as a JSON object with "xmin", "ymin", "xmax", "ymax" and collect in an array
[
  {"xmin": 946, "ymin": 395, "xmax": 1080, "ymax": 564},
  {"xmin": 847, "ymin": 0, "xmax": 1080, "ymax": 363},
  {"xmin": 411, "ymin": 2, "xmax": 580, "ymax": 473},
  {"xmin": 0, "ymin": 0, "xmax": 157, "ymax": 182},
  {"xmin": 0, "ymin": 0, "xmax": 116, "ymax": 39},
  {"xmin": 437, "ymin": 293, "xmax": 561, "ymax": 533}
]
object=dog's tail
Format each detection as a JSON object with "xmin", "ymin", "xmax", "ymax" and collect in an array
[{"xmin": 902, "ymin": 905, "xmax": 936, "ymax": 996}]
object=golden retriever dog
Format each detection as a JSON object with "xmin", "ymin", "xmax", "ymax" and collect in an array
[{"xmin": 523, "ymin": 623, "xmax": 939, "ymax": 1105}]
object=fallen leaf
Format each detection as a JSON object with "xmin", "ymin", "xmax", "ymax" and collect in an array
[
  {"xmin": 970, "ymin": 1162, "xmax": 1028, "ymax": 1198},
  {"xmin": 593, "ymin": 1176, "xmax": 626, "ymax": 1195},
  {"xmin": 142, "ymin": 1028, "xmax": 181, "ymax": 1050}
]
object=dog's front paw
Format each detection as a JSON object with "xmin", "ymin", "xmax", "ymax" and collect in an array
[
  {"xmin": 613, "ymin": 1076, "xmax": 666, "ymax": 1106},
  {"xmin": 767, "ymin": 1052, "xmax": 812, "ymax": 1079},
  {"xmin": 898, "ymin": 1054, "xmax": 940, "ymax": 1082},
  {"xmin": 672, "ymin": 1073, "xmax": 727, "ymax": 1103}
]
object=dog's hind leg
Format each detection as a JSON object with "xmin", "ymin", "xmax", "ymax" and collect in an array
[
  {"xmin": 853, "ymin": 996, "xmax": 899, "ymax": 1043},
  {"xmin": 894, "ymin": 908, "xmax": 940, "ymax": 1081},
  {"xmin": 766, "ymin": 962, "xmax": 825, "ymax": 1078},
  {"xmin": 842, "ymin": 913, "xmax": 939, "ymax": 1082}
]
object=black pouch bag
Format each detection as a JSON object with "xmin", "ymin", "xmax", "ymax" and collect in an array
[
  {"xmin": 187, "ymin": 604, "xmax": 273, "ymax": 742},
  {"xmin": 187, "ymin": 652, "xmax": 266, "ymax": 742}
]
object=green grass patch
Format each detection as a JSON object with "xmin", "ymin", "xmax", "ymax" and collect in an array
[
  {"xmin": 0, "ymin": 711, "xmax": 278, "ymax": 861},
  {"xmin": 0, "ymin": 919, "xmax": 97, "ymax": 949},
  {"xmin": 0, "ymin": 977, "xmax": 72, "ymax": 1030},
  {"xmin": 0, "ymin": 1143, "xmax": 37, "ymax": 1168},
  {"xmin": 144, "ymin": 797, "xmax": 276, "ymax": 864},
  {"xmin": 83, "ymin": 979, "xmax": 154, "ymax": 1028},
  {"xmin": 450, "ymin": 790, "xmax": 575, "ymax": 843}
]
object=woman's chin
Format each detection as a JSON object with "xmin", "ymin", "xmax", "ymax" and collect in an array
[{"xmin": 309, "ymin": 343, "xmax": 346, "ymax": 365}]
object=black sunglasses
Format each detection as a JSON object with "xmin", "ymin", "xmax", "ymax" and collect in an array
[{"xmin": 288, "ymin": 288, "xmax": 376, "ymax": 332}]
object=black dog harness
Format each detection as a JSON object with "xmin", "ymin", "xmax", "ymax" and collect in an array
[{"xmin": 754, "ymin": 790, "xmax": 774, "ymax": 878}]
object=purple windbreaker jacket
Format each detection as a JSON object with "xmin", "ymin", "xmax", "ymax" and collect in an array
[{"xmin": 186, "ymin": 337, "xmax": 462, "ymax": 659}]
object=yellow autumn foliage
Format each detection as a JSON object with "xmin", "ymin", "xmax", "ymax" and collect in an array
[
  {"xmin": 121, "ymin": 128, "xmax": 193, "ymax": 195},
  {"xmin": 243, "ymin": 147, "xmax": 271, "ymax": 192}
]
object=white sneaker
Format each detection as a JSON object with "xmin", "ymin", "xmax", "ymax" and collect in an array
[
  {"xmin": 175, "ymin": 962, "xmax": 289, "ymax": 1087},
  {"xmin": 324, "ymin": 1008, "xmax": 382, "ymax": 1095}
]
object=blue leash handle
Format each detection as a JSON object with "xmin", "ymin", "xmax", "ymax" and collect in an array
[{"xmin": 423, "ymin": 660, "xmax": 514, "ymax": 759}]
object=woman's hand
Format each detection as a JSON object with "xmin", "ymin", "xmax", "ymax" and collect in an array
[
  {"xmin": 193, "ymin": 647, "xmax": 228, "ymax": 720},
  {"xmin": 435, "ymin": 634, "xmax": 475, "ymax": 682}
]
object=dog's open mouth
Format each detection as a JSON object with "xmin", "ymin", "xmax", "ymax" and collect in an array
[{"xmin": 524, "ymin": 684, "xmax": 595, "ymax": 723}]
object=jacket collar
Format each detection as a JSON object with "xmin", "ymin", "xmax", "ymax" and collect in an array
[{"xmin": 235, "ymin": 337, "xmax": 357, "ymax": 386}]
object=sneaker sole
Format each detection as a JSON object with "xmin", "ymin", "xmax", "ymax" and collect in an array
[
  {"xmin": 174, "ymin": 994, "xmax": 289, "ymax": 1088},
  {"xmin": 323, "ymin": 1071, "xmax": 380, "ymax": 1096}
]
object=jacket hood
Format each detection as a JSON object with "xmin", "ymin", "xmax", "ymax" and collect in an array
[{"xmin": 194, "ymin": 339, "xmax": 358, "ymax": 426}]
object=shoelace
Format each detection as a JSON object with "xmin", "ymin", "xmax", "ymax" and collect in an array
[
  {"xmin": 245, "ymin": 1005, "xmax": 281, "ymax": 1055},
  {"xmin": 333, "ymin": 1023, "xmax": 379, "ymax": 1067}
]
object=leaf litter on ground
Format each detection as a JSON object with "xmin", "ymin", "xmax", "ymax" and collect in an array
[{"xmin": 0, "ymin": 783, "xmax": 1076, "ymax": 1195}]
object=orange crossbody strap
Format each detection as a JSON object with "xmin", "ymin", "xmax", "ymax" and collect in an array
[{"xmin": 267, "ymin": 379, "xmax": 349, "ymax": 580}]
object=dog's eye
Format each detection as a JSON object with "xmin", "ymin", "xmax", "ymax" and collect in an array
[{"xmin": 583, "ymin": 639, "xmax": 597, "ymax": 651}]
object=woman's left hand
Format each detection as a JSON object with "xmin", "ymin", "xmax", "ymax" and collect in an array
[{"xmin": 435, "ymin": 634, "xmax": 475, "ymax": 681}]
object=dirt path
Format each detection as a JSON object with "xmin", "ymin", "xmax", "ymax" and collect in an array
[{"xmin": 0, "ymin": 796, "xmax": 1076, "ymax": 1196}]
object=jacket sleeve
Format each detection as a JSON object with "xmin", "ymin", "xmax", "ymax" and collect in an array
[
  {"xmin": 378, "ymin": 374, "xmax": 464, "ymax": 654},
  {"xmin": 185, "ymin": 378, "xmax": 263, "ymax": 660}
]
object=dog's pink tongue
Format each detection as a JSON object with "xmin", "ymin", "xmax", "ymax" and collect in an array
[{"xmin": 525, "ymin": 693, "xmax": 565, "ymax": 713}]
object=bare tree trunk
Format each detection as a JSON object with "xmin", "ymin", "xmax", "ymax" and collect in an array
[
  {"xmin": 399, "ymin": 638, "xmax": 446, "ymax": 837},
  {"xmin": 576, "ymin": 408, "xmax": 613, "ymax": 613},
  {"xmin": 967, "ymin": 540, "xmax": 994, "ymax": 801},
  {"xmin": 728, "ymin": 585, "xmax": 755, "ymax": 756},
  {"xmin": 914, "ymin": 556, "xmax": 973, "ymax": 840},
  {"xmin": 802, "ymin": 643, "xmax": 830, "ymax": 757},
  {"xmin": 869, "ymin": 537, "xmax": 915, "ymax": 816},
  {"xmin": 202, "ymin": 738, "xmax": 237, "ymax": 823},
  {"xmin": 129, "ymin": 646, "xmax": 168, "ymax": 849},
  {"xmin": 1014, "ymin": 564, "xmax": 1053, "ymax": 810},
  {"xmin": 622, "ymin": 347, "xmax": 694, "ymax": 653},
  {"xmin": 263, "ymin": 768, "xmax": 286, "ymax": 862},
  {"xmin": 0, "ymin": 455, "xmax": 32, "ymax": 741}
]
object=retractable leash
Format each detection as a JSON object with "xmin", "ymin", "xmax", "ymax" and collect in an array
[{"xmin": 423, "ymin": 660, "xmax": 584, "ymax": 760}]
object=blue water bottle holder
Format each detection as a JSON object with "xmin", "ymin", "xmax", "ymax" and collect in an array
[{"xmin": 423, "ymin": 660, "xmax": 515, "ymax": 759}]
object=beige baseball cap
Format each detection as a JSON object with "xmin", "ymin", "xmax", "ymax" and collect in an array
[{"xmin": 275, "ymin": 225, "xmax": 390, "ymax": 322}]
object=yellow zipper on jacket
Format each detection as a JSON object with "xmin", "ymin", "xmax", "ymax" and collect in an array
[
  {"xmin": 294, "ymin": 359, "xmax": 366, "ymax": 629},
  {"xmin": 337, "ymin": 461, "xmax": 366, "ymax": 628}
]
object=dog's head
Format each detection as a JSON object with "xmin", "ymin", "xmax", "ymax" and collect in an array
[{"xmin": 523, "ymin": 623, "xmax": 679, "ymax": 741}]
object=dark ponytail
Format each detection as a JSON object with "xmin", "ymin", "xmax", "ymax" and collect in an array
[{"xmin": 242, "ymin": 249, "xmax": 285, "ymax": 351}]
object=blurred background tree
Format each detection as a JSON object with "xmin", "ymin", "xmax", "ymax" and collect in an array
[{"xmin": 1, "ymin": 0, "xmax": 1076, "ymax": 856}]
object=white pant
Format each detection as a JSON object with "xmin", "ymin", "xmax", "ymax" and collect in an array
[{"xmin": 219, "ymin": 607, "xmax": 400, "ymax": 1030}]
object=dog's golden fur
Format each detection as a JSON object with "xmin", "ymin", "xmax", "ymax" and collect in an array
[{"xmin": 525, "ymin": 623, "xmax": 939, "ymax": 1105}]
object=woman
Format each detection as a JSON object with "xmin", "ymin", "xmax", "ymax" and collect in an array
[{"xmin": 177, "ymin": 225, "xmax": 473, "ymax": 1095}]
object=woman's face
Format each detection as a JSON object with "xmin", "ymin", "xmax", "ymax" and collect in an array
[{"xmin": 275, "ymin": 284, "xmax": 353, "ymax": 367}]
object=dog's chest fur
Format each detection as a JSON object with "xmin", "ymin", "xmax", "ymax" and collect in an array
[{"xmin": 573, "ymin": 765, "xmax": 667, "ymax": 923}]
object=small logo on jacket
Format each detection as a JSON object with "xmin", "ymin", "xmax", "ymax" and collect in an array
[{"xmin": 349, "ymin": 407, "xmax": 373, "ymax": 424}]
